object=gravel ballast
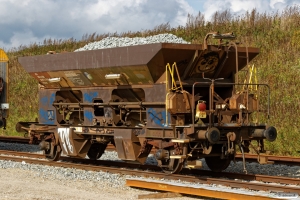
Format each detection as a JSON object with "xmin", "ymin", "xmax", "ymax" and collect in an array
[
  {"xmin": 0, "ymin": 142, "xmax": 299, "ymax": 199},
  {"xmin": 0, "ymin": 142, "xmax": 198, "ymax": 200}
]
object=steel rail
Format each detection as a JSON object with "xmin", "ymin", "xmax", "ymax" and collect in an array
[
  {"xmin": 106, "ymin": 144, "xmax": 300, "ymax": 166},
  {"xmin": 0, "ymin": 136, "xmax": 31, "ymax": 144},
  {"xmin": 126, "ymin": 178, "xmax": 278, "ymax": 200},
  {"xmin": 0, "ymin": 150, "xmax": 299, "ymax": 194},
  {"xmin": 235, "ymin": 154, "xmax": 300, "ymax": 166},
  {"xmin": 0, "ymin": 149, "xmax": 299, "ymax": 186},
  {"xmin": 0, "ymin": 136, "xmax": 300, "ymax": 166}
]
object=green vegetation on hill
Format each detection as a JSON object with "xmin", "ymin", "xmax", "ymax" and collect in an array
[{"xmin": 4, "ymin": 6, "xmax": 300, "ymax": 155}]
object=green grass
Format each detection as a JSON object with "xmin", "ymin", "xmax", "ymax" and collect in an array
[{"xmin": 4, "ymin": 6, "xmax": 300, "ymax": 155}]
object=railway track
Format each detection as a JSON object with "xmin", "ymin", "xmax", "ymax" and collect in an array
[
  {"xmin": 0, "ymin": 136, "xmax": 32, "ymax": 144},
  {"xmin": 1, "ymin": 136, "xmax": 300, "ymax": 166},
  {"xmin": 0, "ymin": 150, "xmax": 299, "ymax": 197}
]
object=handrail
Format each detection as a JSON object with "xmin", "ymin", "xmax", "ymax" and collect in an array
[{"xmin": 192, "ymin": 82, "xmax": 270, "ymax": 133}]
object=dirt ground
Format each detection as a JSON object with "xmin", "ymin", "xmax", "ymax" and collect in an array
[{"xmin": 0, "ymin": 168, "xmax": 200, "ymax": 200}]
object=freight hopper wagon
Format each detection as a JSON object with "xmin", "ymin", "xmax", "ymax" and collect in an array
[
  {"xmin": 0, "ymin": 49, "xmax": 9, "ymax": 129},
  {"xmin": 17, "ymin": 33, "xmax": 277, "ymax": 173}
]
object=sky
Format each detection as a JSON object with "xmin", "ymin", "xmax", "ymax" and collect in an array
[{"xmin": 0, "ymin": 0, "xmax": 299, "ymax": 51}]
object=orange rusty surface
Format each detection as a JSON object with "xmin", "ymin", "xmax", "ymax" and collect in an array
[
  {"xmin": 18, "ymin": 43, "xmax": 259, "ymax": 88},
  {"xmin": 126, "ymin": 178, "xmax": 277, "ymax": 200}
]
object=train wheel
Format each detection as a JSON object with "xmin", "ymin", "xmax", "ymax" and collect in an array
[
  {"xmin": 87, "ymin": 143, "xmax": 107, "ymax": 160},
  {"xmin": 45, "ymin": 144, "xmax": 61, "ymax": 161},
  {"xmin": 205, "ymin": 156, "xmax": 231, "ymax": 172}
]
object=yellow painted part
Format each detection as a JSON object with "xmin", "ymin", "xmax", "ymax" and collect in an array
[
  {"xmin": 166, "ymin": 62, "xmax": 182, "ymax": 91},
  {"xmin": 243, "ymin": 64, "xmax": 257, "ymax": 92},
  {"xmin": 0, "ymin": 49, "xmax": 8, "ymax": 62}
]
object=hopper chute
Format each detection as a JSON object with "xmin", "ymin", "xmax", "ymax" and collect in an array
[{"xmin": 18, "ymin": 43, "xmax": 259, "ymax": 88}]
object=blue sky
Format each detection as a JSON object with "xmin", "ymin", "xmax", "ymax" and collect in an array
[
  {"xmin": 0, "ymin": 0, "xmax": 299, "ymax": 50},
  {"xmin": 186, "ymin": 0, "xmax": 204, "ymax": 14}
]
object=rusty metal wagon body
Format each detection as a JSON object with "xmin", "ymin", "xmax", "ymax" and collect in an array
[{"xmin": 17, "ymin": 33, "xmax": 276, "ymax": 173}]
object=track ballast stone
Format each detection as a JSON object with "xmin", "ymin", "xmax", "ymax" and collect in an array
[{"xmin": 0, "ymin": 142, "xmax": 299, "ymax": 199}]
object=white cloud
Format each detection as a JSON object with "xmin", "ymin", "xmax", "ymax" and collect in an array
[
  {"xmin": 0, "ymin": 0, "xmax": 193, "ymax": 50},
  {"xmin": 198, "ymin": 0, "xmax": 300, "ymax": 21},
  {"xmin": 1, "ymin": 0, "xmax": 300, "ymax": 50},
  {"xmin": 270, "ymin": 0, "xmax": 285, "ymax": 9},
  {"xmin": 201, "ymin": 0, "xmax": 270, "ymax": 20},
  {"xmin": 9, "ymin": 31, "xmax": 43, "ymax": 49}
]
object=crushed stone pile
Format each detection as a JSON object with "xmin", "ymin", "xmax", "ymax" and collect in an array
[{"xmin": 75, "ymin": 33, "xmax": 190, "ymax": 51}]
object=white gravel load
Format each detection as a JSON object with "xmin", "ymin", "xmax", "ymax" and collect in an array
[{"xmin": 74, "ymin": 33, "xmax": 190, "ymax": 51}]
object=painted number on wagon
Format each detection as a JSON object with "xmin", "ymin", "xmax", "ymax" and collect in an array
[{"xmin": 58, "ymin": 128, "xmax": 74, "ymax": 154}]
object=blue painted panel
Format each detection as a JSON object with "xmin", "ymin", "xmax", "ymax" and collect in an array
[
  {"xmin": 84, "ymin": 110, "xmax": 93, "ymax": 122},
  {"xmin": 50, "ymin": 93, "xmax": 55, "ymax": 105},
  {"xmin": 83, "ymin": 91, "xmax": 99, "ymax": 124},
  {"xmin": 83, "ymin": 91, "xmax": 98, "ymax": 103},
  {"xmin": 147, "ymin": 108, "xmax": 171, "ymax": 127},
  {"xmin": 40, "ymin": 96, "xmax": 49, "ymax": 106},
  {"xmin": 39, "ymin": 92, "xmax": 55, "ymax": 125}
]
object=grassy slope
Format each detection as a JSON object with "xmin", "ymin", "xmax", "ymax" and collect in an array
[{"xmin": 4, "ymin": 7, "xmax": 300, "ymax": 155}]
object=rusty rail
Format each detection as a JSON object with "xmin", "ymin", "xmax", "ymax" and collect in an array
[
  {"xmin": 0, "ymin": 150, "xmax": 299, "ymax": 195},
  {"xmin": 0, "ymin": 136, "xmax": 300, "ymax": 166},
  {"xmin": 0, "ymin": 149, "xmax": 298, "ymax": 186},
  {"xmin": 0, "ymin": 136, "xmax": 32, "ymax": 144},
  {"xmin": 127, "ymin": 178, "xmax": 279, "ymax": 200},
  {"xmin": 235, "ymin": 153, "xmax": 300, "ymax": 166}
]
